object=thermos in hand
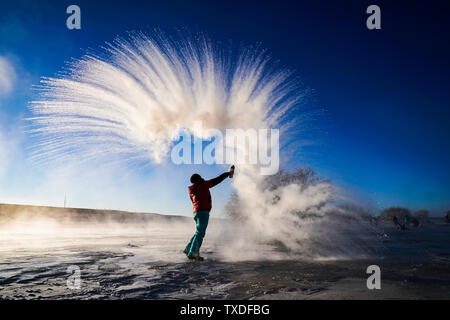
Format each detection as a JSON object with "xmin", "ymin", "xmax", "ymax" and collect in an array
[{"xmin": 229, "ymin": 165, "xmax": 235, "ymax": 178}]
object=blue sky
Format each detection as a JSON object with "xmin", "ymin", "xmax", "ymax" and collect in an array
[{"xmin": 0, "ymin": 0, "xmax": 449, "ymax": 216}]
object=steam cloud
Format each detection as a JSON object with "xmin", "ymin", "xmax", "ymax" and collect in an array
[{"xmin": 0, "ymin": 56, "xmax": 16, "ymax": 97}]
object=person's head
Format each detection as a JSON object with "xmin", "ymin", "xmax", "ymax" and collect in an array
[{"xmin": 190, "ymin": 173, "xmax": 204, "ymax": 184}]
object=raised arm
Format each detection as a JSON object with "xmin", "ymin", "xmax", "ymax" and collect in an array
[{"xmin": 206, "ymin": 172, "xmax": 230, "ymax": 188}]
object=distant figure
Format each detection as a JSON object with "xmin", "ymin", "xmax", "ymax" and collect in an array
[
  {"xmin": 403, "ymin": 215, "xmax": 410, "ymax": 228},
  {"xmin": 393, "ymin": 216, "xmax": 406, "ymax": 230},
  {"xmin": 445, "ymin": 212, "xmax": 450, "ymax": 224},
  {"xmin": 183, "ymin": 166, "xmax": 234, "ymax": 261}
]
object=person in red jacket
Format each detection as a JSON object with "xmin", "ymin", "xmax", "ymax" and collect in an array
[{"xmin": 184, "ymin": 167, "xmax": 234, "ymax": 261}]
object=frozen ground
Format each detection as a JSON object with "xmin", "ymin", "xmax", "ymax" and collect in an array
[{"xmin": 1, "ymin": 206, "xmax": 449, "ymax": 300}]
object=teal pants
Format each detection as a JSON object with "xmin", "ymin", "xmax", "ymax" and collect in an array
[{"xmin": 184, "ymin": 210, "xmax": 210, "ymax": 258}]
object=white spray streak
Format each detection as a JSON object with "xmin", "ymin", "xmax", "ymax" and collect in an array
[{"xmin": 28, "ymin": 33, "xmax": 296, "ymax": 164}]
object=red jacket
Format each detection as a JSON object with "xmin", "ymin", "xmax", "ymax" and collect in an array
[{"xmin": 188, "ymin": 173, "xmax": 229, "ymax": 213}]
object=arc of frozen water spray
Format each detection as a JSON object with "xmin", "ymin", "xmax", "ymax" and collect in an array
[{"xmin": 27, "ymin": 31, "xmax": 298, "ymax": 167}]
